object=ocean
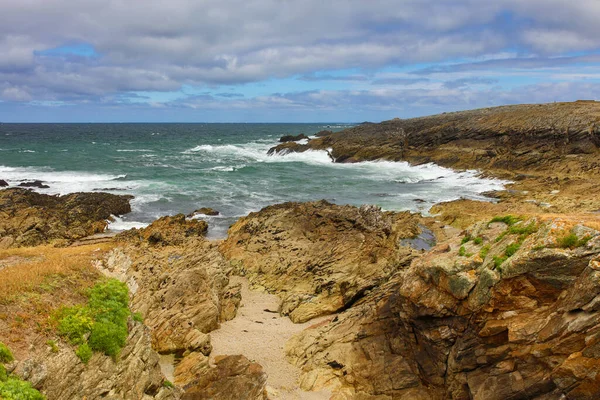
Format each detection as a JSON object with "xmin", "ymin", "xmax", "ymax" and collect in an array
[{"xmin": 0, "ymin": 123, "xmax": 507, "ymax": 238}]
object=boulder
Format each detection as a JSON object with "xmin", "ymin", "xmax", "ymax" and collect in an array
[
  {"xmin": 0, "ymin": 179, "xmax": 8, "ymax": 187},
  {"xmin": 188, "ymin": 207, "xmax": 220, "ymax": 217}
]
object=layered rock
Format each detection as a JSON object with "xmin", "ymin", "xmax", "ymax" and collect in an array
[
  {"xmin": 287, "ymin": 218, "xmax": 600, "ymax": 399},
  {"xmin": 10, "ymin": 321, "xmax": 179, "ymax": 399},
  {"xmin": 268, "ymin": 102, "xmax": 600, "ymax": 179},
  {"xmin": 220, "ymin": 201, "xmax": 421, "ymax": 323},
  {"xmin": 0, "ymin": 188, "xmax": 132, "ymax": 247}
]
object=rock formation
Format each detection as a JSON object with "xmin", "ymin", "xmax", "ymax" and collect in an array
[
  {"xmin": 279, "ymin": 133, "xmax": 308, "ymax": 142},
  {"xmin": 220, "ymin": 201, "xmax": 422, "ymax": 323},
  {"xmin": 286, "ymin": 218, "xmax": 600, "ymax": 399},
  {"xmin": 0, "ymin": 188, "xmax": 132, "ymax": 248}
]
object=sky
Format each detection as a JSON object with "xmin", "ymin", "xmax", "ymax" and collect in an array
[{"xmin": 1, "ymin": 0, "xmax": 600, "ymax": 122}]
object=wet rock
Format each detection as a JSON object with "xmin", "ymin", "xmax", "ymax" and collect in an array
[
  {"xmin": 0, "ymin": 188, "xmax": 132, "ymax": 247},
  {"xmin": 188, "ymin": 207, "xmax": 220, "ymax": 217},
  {"xmin": 18, "ymin": 180, "xmax": 50, "ymax": 189},
  {"xmin": 220, "ymin": 200, "xmax": 421, "ymax": 322},
  {"xmin": 0, "ymin": 179, "xmax": 8, "ymax": 187},
  {"xmin": 279, "ymin": 133, "xmax": 308, "ymax": 142}
]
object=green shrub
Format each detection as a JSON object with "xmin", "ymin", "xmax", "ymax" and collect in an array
[
  {"xmin": 0, "ymin": 342, "xmax": 13, "ymax": 363},
  {"xmin": 461, "ymin": 235, "xmax": 472, "ymax": 245},
  {"xmin": 479, "ymin": 245, "xmax": 490, "ymax": 259},
  {"xmin": 88, "ymin": 321, "xmax": 128, "ymax": 359},
  {"xmin": 0, "ymin": 364, "xmax": 7, "ymax": 382},
  {"xmin": 0, "ymin": 378, "xmax": 46, "ymax": 400},
  {"xmin": 76, "ymin": 344, "xmax": 93, "ymax": 364},
  {"xmin": 473, "ymin": 237, "xmax": 483, "ymax": 245},
  {"xmin": 56, "ymin": 306, "xmax": 93, "ymax": 345},
  {"xmin": 490, "ymin": 215, "xmax": 521, "ymax": 226},
  {"xmin": 509, "ymin": 222, "xmax": 538, "ymax": 236},
  {"xmin": 55, "ymin": 278, "xmax": 130, "ymax": 362},
  {"xmin": 458, "ymin": 246, "xmax": 466, "ymax": 256}
]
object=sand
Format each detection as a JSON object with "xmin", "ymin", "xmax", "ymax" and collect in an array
[{"xmin": 209, "ymin": 276, "xmax": 333, "ymax": 399}]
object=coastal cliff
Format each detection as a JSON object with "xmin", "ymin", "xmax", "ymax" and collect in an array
[{"xmin": 2, "ymin": 102, "xmax": 600, "ymax": 399}]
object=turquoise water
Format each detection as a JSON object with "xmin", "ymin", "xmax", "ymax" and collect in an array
[{"xmin": 0, "ymin": 123, "xmax": 507, "ymax": 238}]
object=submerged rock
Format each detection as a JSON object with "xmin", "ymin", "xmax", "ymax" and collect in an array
[
  {"xmin": 220, "ymin": 200, "xmax": 422, "ymax": 322},
  {"xmin": 188, "ymin": 207, "xmax": 220, "ymax": 217}
]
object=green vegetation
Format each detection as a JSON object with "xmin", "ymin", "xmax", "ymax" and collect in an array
[
  {"xmin": 0, "ymin": 342, "xmax": 13, "ymax": 363},
  {"xmin": 494, "ymin": 255, "xmax": 508, "ymax": 269},
  {"xmin": 0, "ymin": 378, "xmax": 46, "ymax": 400},
  {"xmin": 557, "ymin": 232, "xmax": 592, "ymax": 249},
  {"xmin": 76, "ymin": 344, "xmax": 93, "ymax": 364},
  {"xmin": 458, "ymin": 246, "xmax": 466, "ymax": 256},
  {"xmin": 132, "ymin": 312, "xmax": 144, "ymax": 323},
  {"xmin": 163, "ymin": 380, "xmax": 175, "ymax": 388},
  {"xmin": 505, "ymin": 242, "xmax": 522, "ymax": 257},
  {"xmin": 490, "ymin": 215, "xmax": 521, "ymax": 226},
  {"xmin": 0, "ymin": 343, "xmax": 46, "ymax": 399},
  {"xmin": 473, "ymin": 237, "xmax": 483, "ymax": 245},
  {"xmin": 46, "ymin": 340, "xmax": 59, "ymax": 354},
  {"xmin": 461, "ymin": 235, "xmax": 472, "ymax": 244},
  {"xmin": 55, "ymin": 278, "xmax": 131, "ymax": 362},
  {"xmin": 479, "ymin": 245, "xmax": 490, "ymax": 259}
]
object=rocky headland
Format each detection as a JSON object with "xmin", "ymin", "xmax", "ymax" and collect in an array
[{"xmin": 1, "ymin": 101, "xmax": 600, "ymax": 399}]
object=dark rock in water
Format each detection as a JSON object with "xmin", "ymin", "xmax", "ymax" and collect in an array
[
  {"xmin": 315, "ymin": 130, "xmax": 333, "ymax": 137},
  {"xmin": 188, "ymin": 207, "xmax": 220, "ymax": 217},
  {"xmin": 0, "ymin": 179, "xmax": 8, "ymax": 187},
  {"xmin": 18, "ymin": 180, "xmax": 50, "ymax": 189},
  {"xmin": 412, "ymin": 198, "xmax": 426, "ymax": 203},
  {"xmin": 279, "ymin": 133, "xmax": 308, "ymax": 142},
  {"xmin": 0, "ymin": 188, "xmax": 133, "ymax": 247}
]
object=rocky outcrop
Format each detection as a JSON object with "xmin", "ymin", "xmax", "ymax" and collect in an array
[
  {"xmin": 287, "ymin": 218, "xmax": 600, "ymax": 399},
  {"xmin": 220, "ymin": 201, "xmax": 421, "ymax": 323},
  {"xmin": 188, "ymin": 208, "xmax": 220, "ymax": 217},
  {"xmin": 116, "ymin": 214, "xmax": 208, "ymax": 246},
  {"xmin": 18, "ymin": 180, "xmax": 50, "ymax": 189},
  {"xmin": 279, "ymin": 134, "xmax": 308, "ymax": 142},
  {"xmin": 10, "ymin": 321, "xmax": 179, "ymax": 399},
  {"xmin": 181, "ymin": 355, "xmax": 267, "ymax": 400},
  {"xmin": 268, "ymin": 102, "xmax": 600, "ymax": 179},
  {"xmin": 0, "ymin": 188, "xmax": 132, "ymax": 247},
  {"xmin": 0, "ymin": 179, "xmax": 9, "ymax": 187}
]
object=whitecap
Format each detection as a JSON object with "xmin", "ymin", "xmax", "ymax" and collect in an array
[{"xmin": 106, "ymin": 215, "xmax": 149, "ymax": 231}]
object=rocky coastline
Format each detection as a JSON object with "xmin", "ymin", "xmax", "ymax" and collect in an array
[{"xmin": 1, "ymin": 101, "xmax": 600, "ymax": 399}]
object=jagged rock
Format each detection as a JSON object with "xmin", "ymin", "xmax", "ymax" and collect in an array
[
  {"xmin": 219, "ymin": 201, "xmax": 421, "ymax": 322},
  {"xmin": 0, "ymin": 188, "xmax": 132, "ymax": 247},
  {"xmin": 0, "ymin": 179, "xmax": 8, "ymax": 187},
  {"xmin": 279, "ymin": 134, "xmax": 308, "ymax": 142},
  {"xmin": 18, "ymin": 180, "xmax": 50, "ymax": 189},
  {"xmin": 117, "ymin": 214, "xmax": 208, "ymax": 246},
  {"xmin": 97, "ymin": 240, "xmax": 238, "ymax": 355},
  {"xmin": 188, "ymin": 208, "xmax": 220, "ymax": 217},
  {"xmin": 286, "ymin": 219, "xmax": 600, "ymax": 399},
  {"xmin": 13, "ymin": 321, "xmax": 180, "ymax": 399},
  {"xmin": 181, "ymin": 355, "xmax": 267, "ymax": 400}
]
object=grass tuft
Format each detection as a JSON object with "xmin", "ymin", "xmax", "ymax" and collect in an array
[{"xmin": 0, "ymin": 342, "xmax": 13, "ymax": 363}]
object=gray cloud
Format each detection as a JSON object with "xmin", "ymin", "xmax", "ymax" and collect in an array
[
  {"xmin": 371, "ymin": 77, "xmax": 430, "ymax": 86},
  {"xmin": 0, "ymin": 0, "xmax": 600, "ymax": 105},
  {"xmin": 443, "ymin": 77, "xmax": 499, "ymax": 89}
]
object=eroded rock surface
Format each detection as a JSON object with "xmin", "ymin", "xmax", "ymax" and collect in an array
[
  {"xmin": 116, "ymin": 214, "xmax": 208, "ymax": 246},
  {"xmin": 0, "ymin": 188, "xmax": 132, "ymax": 247},
  {"xmin": 11, "ymin": 321, "xmax": 179, "ymax": 399},
  {"xmin": 220, "ymin": 201, "xmax": 421, "ymax": 323},
  {"xmin": 287, "ymin": 219, "xmax": 600, "ymax": 399}
]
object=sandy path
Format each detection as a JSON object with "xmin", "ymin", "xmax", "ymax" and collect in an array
[{"xmin": 209, "ymin": 276, "xmax": 333, "ymax": 399}]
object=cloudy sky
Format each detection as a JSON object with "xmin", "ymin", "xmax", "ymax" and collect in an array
[{"xmin": 1, "ymin": 0, "xmax": 599, "ymax": 122}]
